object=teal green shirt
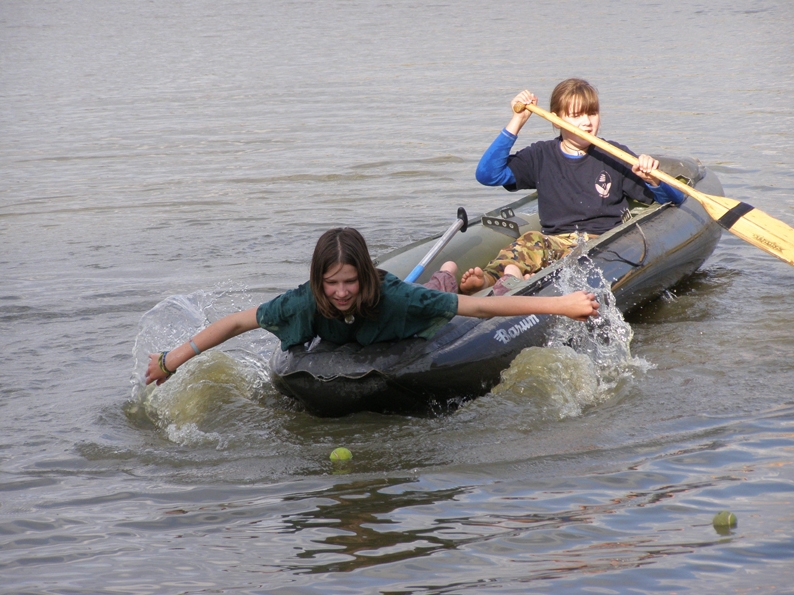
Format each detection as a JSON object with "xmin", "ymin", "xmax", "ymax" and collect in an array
[{"xmin": 256, "ymin": 272, "xmax": 459, "ymax": 350}]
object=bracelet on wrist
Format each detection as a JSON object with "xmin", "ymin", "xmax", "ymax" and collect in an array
[{"xmin": 158, "ymin": 351, "xmax": 175, "ymax": 376}]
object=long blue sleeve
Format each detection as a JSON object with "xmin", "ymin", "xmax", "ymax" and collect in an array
[
  {"xmin": 647, "ymin": 182, "xmax": 685, "ymax": 205},
  {"xmin": 476, "ymin": 129, "xmax": 518, "ymax": 187}
]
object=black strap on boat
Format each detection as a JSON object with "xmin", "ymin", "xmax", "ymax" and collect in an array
[
  {"xmin": 600, "ymin": 223, "xmax": 648, "ymax": 267},
  {"xmin": 717, "ymin": 201, "xmax": 754, "ymax": 230}
]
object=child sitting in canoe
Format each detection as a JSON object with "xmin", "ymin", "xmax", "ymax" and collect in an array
[
  {"xmin": 460, "ymin": 78, "xmax": 685, "ymax": 295},
  {"xmin": 145, "ymin": 227, "xmax": 600, "ymax": 385}
]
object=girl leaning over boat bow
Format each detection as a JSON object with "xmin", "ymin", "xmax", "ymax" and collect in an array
[{"xmin": 145, "ymin": 228, "xmax": 599, "ymax": 386}]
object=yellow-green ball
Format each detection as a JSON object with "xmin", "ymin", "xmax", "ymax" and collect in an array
[
  {"xmin": 712, "ymin": 511, "xmax": 737, "ymax": 528},
  {"xmin": 330, "ymin": 447, "xmax": 352, "ymax": 462}
]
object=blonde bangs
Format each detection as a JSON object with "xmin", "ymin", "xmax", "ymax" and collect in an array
[{"xmin": 550, "ymin": 78, "xmax": 600, "ymax": 117}]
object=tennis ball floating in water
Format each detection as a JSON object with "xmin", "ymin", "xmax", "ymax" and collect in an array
[
  {"xmin": 712, "ymin": 511, "xmax": 737, "ymax": 528},
  {"xmin": 330, "ymin": 447, "xmax": 352, "ymax": 462}
]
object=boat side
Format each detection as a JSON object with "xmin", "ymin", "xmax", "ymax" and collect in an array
[{"xmin": 270, "ymin": 157, "xmax": 722, "ymax": 416}]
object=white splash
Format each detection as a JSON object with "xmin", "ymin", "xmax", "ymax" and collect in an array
[
  {"xmin": 492, "ymin": 244, "xmax": 652, "ymax": 420},
  {"xmin": 127, "ymin": 282, "xmax": 276, "ymax": 445},
  {"xmin": 549, "ymin": 247, "xmax": 640, "ymax": 375}
]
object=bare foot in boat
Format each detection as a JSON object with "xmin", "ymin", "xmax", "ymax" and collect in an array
[{"xmin": 460, "ymin": 267, "xmax": 493, "ymax": 295}]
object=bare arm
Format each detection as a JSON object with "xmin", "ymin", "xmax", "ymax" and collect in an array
[
  {"xmin": 145, "ymin": 307, "xmax": 260, "ymax": 386},
  {"xmin": 457, "ymin": 291, "xmax": 599, "ymax": 322}
]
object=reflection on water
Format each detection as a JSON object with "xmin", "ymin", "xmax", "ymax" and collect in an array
[
  {"xmin": 58, "ymin": 408, "xmax": 792, "ymax": 593},
  {"xmin": 258, "ymin": 409, "xmax": 792, "ymax": 590},
  {"xmin": 290, "ymin": 477, "xmax": 465, "ymax": 574}
]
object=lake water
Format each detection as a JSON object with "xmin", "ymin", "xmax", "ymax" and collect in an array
[{"xmin": 2, "ymin": 1, "xmax": 794, "ymax": 593}]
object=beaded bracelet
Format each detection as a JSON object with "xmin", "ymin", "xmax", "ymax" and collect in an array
[{"xmin": 158, "ymin": 351, "xmax": 175, "ymax": 376}]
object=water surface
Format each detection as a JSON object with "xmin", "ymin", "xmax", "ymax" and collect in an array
[{"xmin": 1, "ymin": 1, "xmax": 793, "ymax": 593}]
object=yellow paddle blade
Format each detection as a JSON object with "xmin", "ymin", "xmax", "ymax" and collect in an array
[
  {"xmin": 514, "ymin": 102, "xmax": 794, "ymax": 268},
  {"xmin": 691, "ymin": 188, "xmax": 794, "ymax": 265}
]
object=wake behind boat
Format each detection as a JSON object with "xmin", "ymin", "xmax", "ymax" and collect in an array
[{"xmin": 270, "ymin": 157, "xmax": 723, "ymax": 417}]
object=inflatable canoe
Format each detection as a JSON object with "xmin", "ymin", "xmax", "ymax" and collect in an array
[{"xmin": 270, "ymin": 157, "xmax": 723, "ymax": 417}]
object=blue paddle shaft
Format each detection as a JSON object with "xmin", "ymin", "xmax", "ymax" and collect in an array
[
  {"xmin": 404, "ymin": 264, "xmax": 426, "ymax": 284},
  {"xmin": 404, "ymin": 212, "xmax": 467, "ymax": 283}
]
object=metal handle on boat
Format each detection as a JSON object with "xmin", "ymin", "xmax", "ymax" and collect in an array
[{"xmin": 405, "ymin": 207, "xmax": 468, "ymax": 283}]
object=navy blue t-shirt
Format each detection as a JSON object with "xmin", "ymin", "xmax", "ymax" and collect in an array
[{"xmin": 506, "ymin": 138, "xmax": 655, "ymax": 235}]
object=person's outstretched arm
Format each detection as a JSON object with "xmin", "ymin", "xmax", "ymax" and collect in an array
[
  {"xmin": 145, "ymin": 307, "xmax": 260, "ymax": 386},
  {"xmin": 457, "ymin": 291, "xmax": 599, "ymax": 322}
]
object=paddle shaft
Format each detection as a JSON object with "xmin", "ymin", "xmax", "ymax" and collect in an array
[
  {"xmin": 513, "ymin": 102, "xmax": 692, "ymax": 194},
  {"xmin": 404, "ymin": 207, "xmax": 468, "ymax": 283}
]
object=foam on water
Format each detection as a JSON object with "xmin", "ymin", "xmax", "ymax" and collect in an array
[
  {"xmin": 127, "ymin": 284, "xmax": 274, "ymax": 445},
  {"xmin": 140, "ymin": 352, "xmax": 249, "ymax": 442},
  {"xmin": 492, "ymin": 243, "xmax": 652, "ymax": 420}
]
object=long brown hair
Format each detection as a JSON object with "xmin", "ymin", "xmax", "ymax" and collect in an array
[
  {"xmin": 310, "ymin": 228, "xmax": 382, "ymax": 320},
  {"xmin": 549, "ymin": 78, "xmax": 600, "ymax": 118}
]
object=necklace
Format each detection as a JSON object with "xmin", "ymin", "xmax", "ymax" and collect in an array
[
  {"xmin": 344, "ymin": 314, "xmax": 355, "ymax": 325},
  {"xmin": 560, "ymin": 139, "xmax": 586, "ymax": 156}
]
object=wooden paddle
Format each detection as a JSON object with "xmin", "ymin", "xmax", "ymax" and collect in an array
[{"xmin": 513, "ymin": 102, "xmax": 794, "ymax": 267}]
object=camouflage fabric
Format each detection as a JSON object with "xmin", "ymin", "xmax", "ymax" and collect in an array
[{"xmin": 482, "ymin": 231, "xmax": 594, "ymax": 283}]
